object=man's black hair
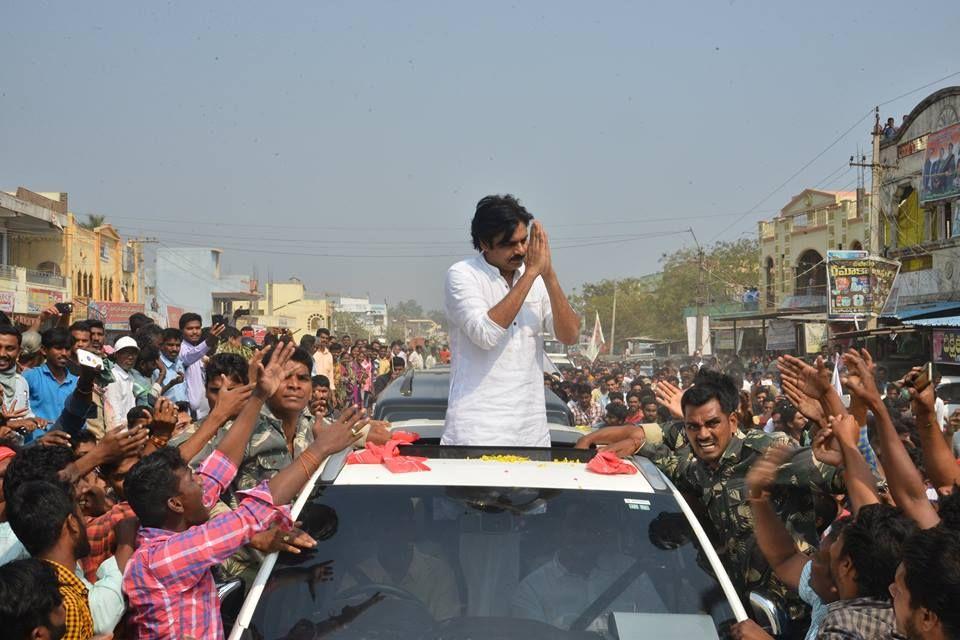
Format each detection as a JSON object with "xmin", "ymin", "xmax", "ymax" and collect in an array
[
  {"xmin": 391, "ymin": 356, "xmax": 406, "ymax": 370},
  {"xmin": 608, "ymin": 391, "xmax": 624, "ymax": 403},
  {"xmin": 0, "ymin": 558, "xmax": 64, "ymax": 639},
  {"xmin": 221, "ymin": 326, "xmax": 241, "ymax": 341},
  {"xmin": 841, "ymin": 503, "xmax": 914, "ymax": 600},
  {"xmin": 263, "ymin": 345, "xmax": 313, "ymax": 375},
  {"xmin": 128, "ymin": 312, "xmax": 153, "ymax": 333},
  {"xmin": 40, "ymin": 327, "xmax": 74, "ymax": 351},
  {"xmin": 85, "ymin": 318, "xmax": 104, "ymax": 331},
  {"xmin": 72, "ymin": 430, "xmax": 98, "ymax": 451},
  {"xmin": 311, "ymin": 375, "xmax": 330, "ymax": 388},
  {"xmin": 470, "ymin": 194, "xmax": 534, "ymax": 251},
  {"xmin": 137, "ymin": 344, "xmax": 161, "ymax": 368},
  {"xmin": 316, "ymin": 327, "xmax": 330, "ymax": 337},
  {"xmin": 300, "ymin": 334, "xmax": 317, "ymax": 350},
  {"xmin": 206, "ymin": 353, "xmax": 249, "ymax": 385},
  {"xmin": 174, "ymin": 401, "xmax": 191, "ymax": 414},
  {"xmin": 901, "ymin": 526, "xmax": 960, "ymax": 637},
  {"xmin": 577, "ymin": 383, "xmax": 593, "ymax": 397},
  {"xmin": 681, "ymin": 369, "xmax": 739, "ymax": 415},
  {"xmin": 6, "ymin": 480, "xmax": 76, "ymax": 557},
  {"xmin": 936, "ymin": 489, "xmax": 960, "ymax": 531},
  {"xmin": 640, "ymin": 395, "xmax": 657, "ymax": 406},
  {"xmin": 3, "ymin": 445, "xmax": 75, "ymax": 503},
  {"xmin": 0, "ymin": 324, "xmax": 22, "ymax": 346},
  {"xmin": 606, "ymin": 403, "xmax": 629, "ymax": 421},
  {"xmin": 161, "ymin": 328, "xmax": 183, "ymax": 342},
  {"xmin": 134, "ymin": 323, "xmax": 162, "ymax": 349},
  {"xmin": 127, "ymin": 406, "xmax": 151, "ymax": 427},
  {"xmin": 68, "ymin": 320, "xmax": 90, "ymax": 334},
  {"xmin": 777, "ymin": 401, "xmax": 799, "ymax": 428},
  {"xmin": 626, "ymin": 392, "xmax": 641, "ymax": 402},
  {"xmin": 125, "ymin": 447, "xmax": 188, "ymax": 529},
  {"xmin": 178, "ymin": 312, "xmax": 202, "ymax": 330}
]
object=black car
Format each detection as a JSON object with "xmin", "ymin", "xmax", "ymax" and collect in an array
[{"xmin": 373, "ymin": 367, "xmax": 574, "ymax": 427}]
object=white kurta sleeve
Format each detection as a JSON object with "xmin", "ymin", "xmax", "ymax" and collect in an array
[{"xmin": 445, "ymin": 265, "xmax": 507, "ymax": 351}]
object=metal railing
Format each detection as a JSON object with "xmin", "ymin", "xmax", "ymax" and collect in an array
[
  {"xmin": 25, "ymin": 269, "xmax": 66, "ymax": 288},
  {"xmin": 0, "ymin": 264, "xmax": 16, "ymax": 281}
]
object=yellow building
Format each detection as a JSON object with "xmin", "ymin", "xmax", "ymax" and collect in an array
[
  {"xmin": 242, "ymin": 278, "xmax": 333, "ymax": 337},
  {"xmin": 758, "ymin": 189, "xmax": 868, "ymax": 309},
  {"xmin": 2, "ymin": 188, "xmax": 142, "ymax": 317}
]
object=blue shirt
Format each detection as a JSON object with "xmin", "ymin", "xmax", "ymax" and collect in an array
[
  {"xmin": 22, "ymin": 363, "xmax": 78, "ymax": 439},
  {"xmin": 159, "ymin": 353, "xmax": 187, "ymax": 404},
  {"xmin": 799, "ymin": 559, "xmax": 828, "ymax": 640}
]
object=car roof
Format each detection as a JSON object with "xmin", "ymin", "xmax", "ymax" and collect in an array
[
  {"xmin": 320, "ymin": 444, "xmax": 669, "ymax": 495},
  {"xmin": 374, "ymin": 368, "xmax": 574, "ymax": 425}
]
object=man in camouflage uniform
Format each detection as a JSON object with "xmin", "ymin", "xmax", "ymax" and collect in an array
[{"xmin": 635, "ymin": 370, "xmax": 844, "ymax": 630}]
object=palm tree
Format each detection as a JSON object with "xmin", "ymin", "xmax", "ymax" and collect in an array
[{"xmin": 79, "ymin": 213, "xmax": 106, "ymax": 230}]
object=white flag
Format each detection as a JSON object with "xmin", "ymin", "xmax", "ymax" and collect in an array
[{"xmin": 584, "ymin": 311, "xmax": 606, "ymax": 363}]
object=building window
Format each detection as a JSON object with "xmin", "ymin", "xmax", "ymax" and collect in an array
[
  {"xmin": 308, "ymin": 314, "xmax": 326, "ymax": 332},
  {"xmin": 76, "ymin": 271, "xmax": 82, "ymax": 296},
  {"xmin": 796, "ymin": 249, "xmax": 826, "ymax": 297}
]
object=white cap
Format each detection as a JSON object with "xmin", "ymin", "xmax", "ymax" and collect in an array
[{"xmin": 113, "ymin": 336, "xmax": 140, "ymax": 352}]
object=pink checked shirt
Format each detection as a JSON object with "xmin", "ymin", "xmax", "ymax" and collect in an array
[{"xmin": 122, "ymin": 449, "xmax": 291, "ymax": 639}]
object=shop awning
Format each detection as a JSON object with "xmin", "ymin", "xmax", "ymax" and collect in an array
[
  {"xmin": 903, "ymin": 315, "xmax": 960, "ymax": 328},
  {"xmin": 881, "ymin": 301, "xmax": 960, "ymax": 320}
]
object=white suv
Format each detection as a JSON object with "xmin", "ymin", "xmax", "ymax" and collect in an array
[{"xmin": 228, "ymin": 441, "xmax": 752, "ymax": 640}]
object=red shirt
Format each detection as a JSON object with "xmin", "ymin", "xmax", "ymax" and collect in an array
[{"xmin": 82, "ymin": 501, "xmax": 135, "ymax": 582}]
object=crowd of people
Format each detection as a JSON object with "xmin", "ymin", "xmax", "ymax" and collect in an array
[
  {"xmin": 0, "ymin": 305, "xmax": 446, "ymax": 639},
  {"xmin": 571, "ymin": 351, "xmax": 960, "ymax": 640},
  {"xmin": 2, "ymin": 301, "xmax": 960, "ymax": 639}
]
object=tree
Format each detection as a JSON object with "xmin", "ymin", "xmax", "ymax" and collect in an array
[
  {"xmin": 426, "ymin": 309, "xmax": 447, "ymax": 332},
  {"xmin": 332, "ymin": 311, "xmax": 366, "ymax": 339},
  {"xmin": 389, "ymin": 300, "xmax": 424, "ymax": 321},
  {"xmin": 79, "ymin": 213, "xmax": 106, "ymax": 230},
  {"xmin": 572, "ymin": 237, "xmax": 759, "ymax": 344}
]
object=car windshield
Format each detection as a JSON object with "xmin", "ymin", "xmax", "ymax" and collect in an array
[{"xmin": 239, "ymin": 485, "xmax": 735, "ymax": 640}]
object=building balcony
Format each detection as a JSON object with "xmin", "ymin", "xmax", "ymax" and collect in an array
[
  {"xmin": 25, "ymin": 268, "xmax": 66, "ymax": 288},
  {"xmin": 0, "ymin": 264, "xmax": 69, "ymax": 316}
]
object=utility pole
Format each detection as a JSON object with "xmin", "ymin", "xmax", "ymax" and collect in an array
[
  {"xmin": 609, "ymin": 283, "xmax": 617, "ymax": 357},
  {"xmin": 688, "ymin": 228, "xmax": 705, "ymax": 355},
  {"xmin": 849, "ymin": 108, "xmax": 896, "ymax": 255}
]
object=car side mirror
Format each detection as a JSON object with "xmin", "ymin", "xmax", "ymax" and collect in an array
[{"xmin": 748, "ymin": 591, "xmax": 785, "ymax": 636}]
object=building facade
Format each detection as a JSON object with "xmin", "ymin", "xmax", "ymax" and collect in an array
[
  {"xmin": 150, "ymin": 246, "xmax": 256, "ymax": 326},
  {"xmin": 241, "ymin": 279, "xmax": 333, "ymax": 338},
  {"xmin": 878, "ymin": 86, "xmax": 960, "ymax": 308},
  {"xmin": 1, "ymin": 188, "xmax": 142, "ymax": 320},
  {"xmin": 759, "ymin": 189, "xmax": 867, "ymax": 310},
  {"xmin": 329, "ymin": 295, "xmax": 388, "ymax": 338}
]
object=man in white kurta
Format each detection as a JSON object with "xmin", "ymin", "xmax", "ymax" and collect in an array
[
  {"xmin": 441, "ymin": 194, "xmax": 579, "ymax": 447},
  {"xmin": 442, "ymin": 254, "xmax": 554, "ymax": 446}
]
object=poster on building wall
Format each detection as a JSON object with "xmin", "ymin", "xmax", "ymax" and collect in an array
[
  {"xmin": 91, "ymin": 302, "xmax": 145, "ymax": 330},
  {"xmin": 26, "ymin": 288, "xmax": 64, "ymax": 314},
  {"xmin": 933, "ymin": 330, "xmax": 960, "ymax": 365},
  {"xmin": 166, "ymin": 306, "xmax": 184, "ymax": 330},
  {"xmin": 0, "ymin": 292, "xmax": 14, "ymax": 313},
  {"xmin": 920, "ymin": 122, "xmax": 960, "ymax": 203},
  {"xmin": 766, "ymin": 319, "xmax": 796, "ymax": 351},
  {"xmin": 826, "ymin": 253, "xmax": 901, "ymax": 319}
]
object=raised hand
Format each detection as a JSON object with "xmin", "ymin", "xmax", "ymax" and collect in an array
[
  {"xmin": 827, "ymin": 413, "xmax": 861, "ymax": 448},
  {"xmin": 205, "ymin": 322, "xmax": 226, "ymax": 347},
  {"xmin": 777, "ymin": 355, "xmax": 832, "ymax": 398},
  {"xmin": 255, "ymin": 342, "xmax": 297, "ymax": 399},
  {"xmin": 781, "ymin": 378, "xmax": 825, "ymax": 426},
  {"xmin": 745, "ymin": 444, "xmax": 794, "ymax": 500},
  {"xmin": 903, "ymin": 366, "xmax": 937, "ymax": 425},
  {"xmin": 249, "ymin": 523, "xmax": 317, "ymax": 554},
  {"xmin": 209, "ymin": 376, "xmax": 255, "ymax": 421},
  {"xmin": 524, "ymin": 221, "xmax": 552, "ymax": 278},
  {"xmin": 150, "ymin": 397, "xmax": 180, "ymax": 439},
  {"xmin": 316, "ymin": 405, "xmax": 368, "ymax": 452},
  {"xmin": 654, "ymin": 379, "xmax": 685, "ymax": 420},
  {"xmin": 812, "ymin": 427, "xmax": 843, "ymax": 468},
  {"xmin": 841, "ymin": 349, "xmax": 880, "ymax": 403},
  {"xmin": 98, "ymin": 426, "xmax": 150, "ymax": 462},
  {"xmin": 37, "ymin": 430, "xmax": 72, "ymax": 448}
]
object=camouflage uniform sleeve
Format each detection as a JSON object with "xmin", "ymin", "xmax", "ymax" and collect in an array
[
  {"xmin": 776, "ymin": 447, "xmax": 846, "ymax": 495},
  {"xmin": 638, "ymin": 440, "xmax": 696, "ymax": 492}
]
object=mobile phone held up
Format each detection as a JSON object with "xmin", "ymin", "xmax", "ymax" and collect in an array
[
  {"xmin": 54, "ymin": 302, "xmax": 73, "ymax": 315},
  {"xmin": 908, "ymin": 362, "xmax": 934, "ymax": 392},
  {"xmin": 76, "ymin": 348, "xmax": 104, "ymax": 371}
]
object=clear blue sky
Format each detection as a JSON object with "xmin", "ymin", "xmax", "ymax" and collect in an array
[{"xmin": 2, "ymin": 1, "xmax": 958, "ymax": 310}]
